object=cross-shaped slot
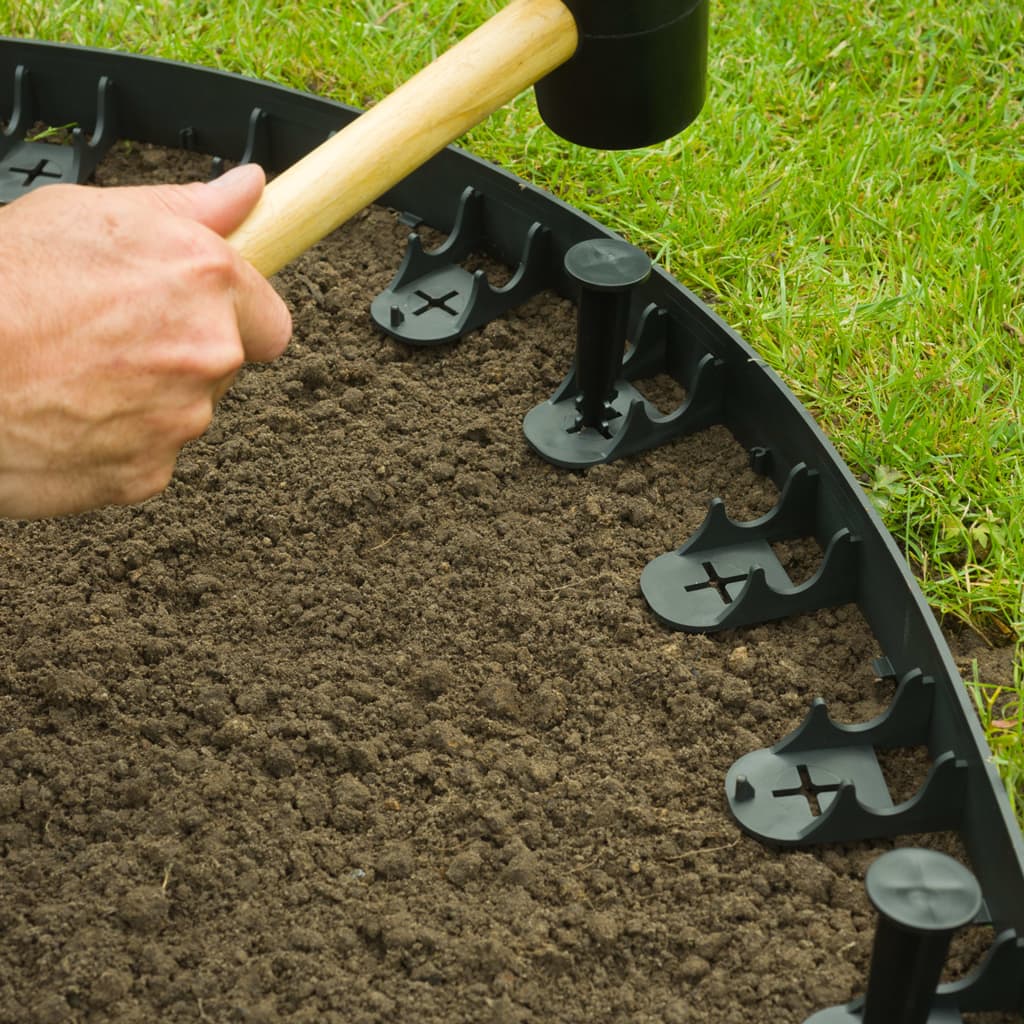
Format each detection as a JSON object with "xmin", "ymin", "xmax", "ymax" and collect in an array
[
  {"xmin": 412, "ymin": 289, "xmax": 459, "ymax": 317},
  {"xmin": 9, "ymin": 158, "xmax": 63, "ymax": 186},
  {"xmin": 684, "ymin": 561, "xmax": 749, "ymax": 605},
  {"xmin": 772, "ymin": 764, "xmax": 843, "ymax": 817}
]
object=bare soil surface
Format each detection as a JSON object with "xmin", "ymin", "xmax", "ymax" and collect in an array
[{"xmin": 0, "ymin": 143, "xmax": 1015, "ymax": 1023}]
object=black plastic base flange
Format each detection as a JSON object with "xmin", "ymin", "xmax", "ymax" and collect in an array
[
  {"xmin": 0, "ymin": 65, "xmax": 117, "ymax": 203},
  {"xmin": 726, "ymin": 671, "xmax": 969, "ymax": 847},
  {"xmin": 641, "ymin": 462, "xmax": 860, "ymax": 631},
  {"xmin": 934, "ymin": 929, "xmax": 1024, "ymax": 1015},
  {"xmin": 370, "ymin": 186, "xmax": 550, "ymax": 346},
  {"xmin": 803, "ymin": 1002, "xmax": 964, "ymax": 1023},
  {"xmin": 524, "ymin": 300, "xmax": 725, "ymax": 468}
]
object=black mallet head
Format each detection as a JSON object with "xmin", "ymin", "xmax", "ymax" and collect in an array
[{"xmin": 535, "ymin": 0, "xmax": 710, "ymax": 150}]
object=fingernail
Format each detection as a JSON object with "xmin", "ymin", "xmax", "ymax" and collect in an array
[{"xmin": 209, "ymin": 164, "xmax": 263, "ymax": 189}]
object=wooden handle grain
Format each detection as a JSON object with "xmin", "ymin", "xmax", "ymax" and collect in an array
[{"xmin": 228, "ymin": 0, "xmax": 578, "ymax": 277}]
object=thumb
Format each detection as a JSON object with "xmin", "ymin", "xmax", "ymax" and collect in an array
[{"xmin": 135, "ymin": 163, "xmax": 268, "ymax": 239}]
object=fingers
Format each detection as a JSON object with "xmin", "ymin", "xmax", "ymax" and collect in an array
[
  {"xmin": 0, "ymin": 169, "xmax": 299, "ymax": 520},
  {"xmin": 131, "ymin": 166, "xmax": 294, "ymax": 364},
  {"xmin": 232, "ymin": 254, "xmax": 293, "ymax": 363},
  {"xmin": 138, "ymin": 163, "xmax": 269, "ymax": 239}
]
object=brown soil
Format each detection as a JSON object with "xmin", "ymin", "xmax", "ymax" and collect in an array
[{"xmin": 0, "ymin": 144, "xmax": 1015, "ymax": 1024}]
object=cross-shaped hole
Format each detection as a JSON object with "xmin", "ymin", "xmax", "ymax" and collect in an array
[
  {"xmin": 772, "ymin": 764, "xmax": 842, "ymax": 817},
  {"xmin": 9, "ymin": 158, "xmax": 63, "ymax": 186},
  {"xmin": 412, "ymin": 289, "xmax": 459, "ymax": 317},
  {"xmin": 684, "ymin": 561, "xmax": 749, "ymax": 605}
]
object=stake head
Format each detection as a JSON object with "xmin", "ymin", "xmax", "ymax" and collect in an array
[{"xmin": 866, "ymin": 849, "xmax": 982, "ymax": 935}]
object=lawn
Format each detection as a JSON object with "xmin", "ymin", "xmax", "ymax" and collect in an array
[{"xmin": 1, "ymin": 0, "xmax": 1021, "ymax": 817}]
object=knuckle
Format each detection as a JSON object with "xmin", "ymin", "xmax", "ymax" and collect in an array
[
  {"xmin": 107, "ymin": 461, "xmax": 175, "ymax": 507},
  {"xmin": 135, "ymin": 460, "xmax": 177, "ymax": 503},
  {"xmin": 136, "ymin": 468, "xmax": 176, "ymax": 505},
  {"xmin": 217, "ymin": 343, "xmax": 246, "ymax": 377},
  {"xmin": 177, "ymin": 399, "xmax": 216, "ymax": 443},
  {"xmin": 168, "ymin": 336, "xmax": 244, "ymax": 384},
  {"xmin": 189, "ymin": 235, "xmax": 238, "ymax": 287}
]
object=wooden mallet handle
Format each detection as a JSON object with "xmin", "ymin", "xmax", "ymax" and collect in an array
[{"xmin": 228, "ymin": 0, "xmax": 578, "ymax": 277}]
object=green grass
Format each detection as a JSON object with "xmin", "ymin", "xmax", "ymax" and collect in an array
[
  {"xmin": 1, "ymin": 0, "xmax": 1021, "ymax": 818},
  {"xmin": 970, "ymin": 659, "xmax": 1023, "ymax": 824}
]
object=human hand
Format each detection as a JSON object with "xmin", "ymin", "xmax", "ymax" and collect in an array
[{"xmin": 0, "ymin": 164, "xmax": 292, "ymax": 519}]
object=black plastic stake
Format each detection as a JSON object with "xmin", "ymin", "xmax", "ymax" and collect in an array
[
  {"xmin": 564, "ymin": 239, "xmax": 651, "ymax": 435},
  {"xmin": 805, "ymin": 848, "xmax": 983, "ymax": 1023},
  {"xmin": 523, "ymin": 294, "xmax": 725, "ymax": 469},
  {"xmin": 863, "ymin": 849, "xmax": 982, "ymax": 1023}
]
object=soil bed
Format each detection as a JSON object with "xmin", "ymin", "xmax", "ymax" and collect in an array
[{"xmin": 0, "ymin": 144, "xmax": 1015, "ymax": 1024}]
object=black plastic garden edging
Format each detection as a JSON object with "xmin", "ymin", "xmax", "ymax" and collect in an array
[{"xmin": 2, "ymin": 37, "xmax": 1022, "ymax": 1022}]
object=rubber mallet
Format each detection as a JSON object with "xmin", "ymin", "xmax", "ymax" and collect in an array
[{"xmin": 228, "ymin": 0, "xmax": 709, "ymax": 277}]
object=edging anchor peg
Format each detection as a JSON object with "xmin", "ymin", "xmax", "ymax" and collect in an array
[
  {"xmin": 805, "ymin": 847, "xmax": 982, "ymax": 1023},
  {"xmin": 565, "ymin": 238, "xmax": 651, "ymax": 435},
  {"xmin": 862, "ymin": 848, "xmax": 981, "ymax": 1024}
]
